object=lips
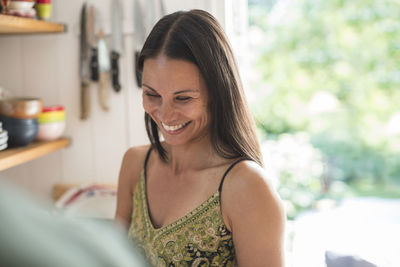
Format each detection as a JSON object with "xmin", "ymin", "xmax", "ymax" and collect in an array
[{"xmin": 161, "ymin": 121, "xmax": 191, "ymax": 132}]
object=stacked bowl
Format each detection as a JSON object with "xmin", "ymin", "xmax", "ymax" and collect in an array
[
  {"xmin": 0, "ymin": 122, "xmax": 8, "ymax": 151},
  {"xmin": 0, "ymin": 97, "xmax": 42, "ymax": 148},
  {"xmin": 6, "ymin": 0, "xmax": 36, "ymax": 19},
  {"xmin": 36, "ymin": 105, "xmax": 66, "ymax": 141},
  {"xmin": 36, "ymin": 0, "xmax": 52, "ymax": 20}
]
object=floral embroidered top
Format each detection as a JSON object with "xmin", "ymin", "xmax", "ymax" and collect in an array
[{"xmin": 128, "ymin": 151, "xmax": 247, "ymax": 266}]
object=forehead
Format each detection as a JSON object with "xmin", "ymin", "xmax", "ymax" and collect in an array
[{"xmin": 142, "ymin": 55, "xmax": 207, "ymax": 94}]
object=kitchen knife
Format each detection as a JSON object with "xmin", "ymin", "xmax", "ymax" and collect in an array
[
  {"xmin": 87, "ymin": 5, "xmax": 99, "ymax": 82},
  {"xmin": 111, "ymin": 0, "xmax": 123, "ymax": 92},
  {"xmin": 133, "ymin": 0, "xmax": 146, "ymax": 87},
  {"xmin": 79, "ymin": 3, "xmax": 90, "ymax": 120},
  {"xmin": 97, "ymin": 29, "xmax": 110, "ymax": 111}
]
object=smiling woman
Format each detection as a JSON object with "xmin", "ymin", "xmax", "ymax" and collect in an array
[
  {"xmin": 115, "ymin": 9, "xmax": 285, "ymax": 267},
  {"xmin": 142, "ymin": 57, "xmax": 209, "ymax": 147}
]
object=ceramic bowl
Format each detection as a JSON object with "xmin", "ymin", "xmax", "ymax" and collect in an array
[
  {"xmin": 0, "ymin": 143, "xmax": 7, "ymax": 151},
  {"xmin": 0, "ymin": 130, "xmax": 8, "ymax": 145},
  {"xmin": 38, "ymin": 110, "xmax": 65, "ymax": 124},
  {"xmin": 36, "ymin": 3, "xmax": 51, "ymax": 20},
  {"xmin": 8, "ymin": 1, "xmax": 35, "ymax": 11},
  {"xmin": 0, "ymin": 129, "xmax": 7, "ymax": 139},
  {"xmin": 36, "ymin": 0, "xmax": 51, "ymax": 4},
  {"xmin": 0, "ymin": 97, "xmax": 43, "ymax": 119},
  {"xmin": 5, "ymin": 124, "xmax": 38, "ymax": 147},
  {"xmin": 42, "ymin": 105, "xmax": 64, "ymax": 113},
  {"xmin": 0, "ymin": 115, "xmax": 38, "ymax": 147},
  {"xmin": 0, "ymin": 114, "xmax": 38, "ymax": 126},
  {"xmin": 36, "ymin": 121, "xmax": 65, "ymax": 141}
]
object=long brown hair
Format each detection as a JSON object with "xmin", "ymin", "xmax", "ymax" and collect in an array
[{"xmin": 139, "ymin": 9, "xmax": 263, "ymax": 166}]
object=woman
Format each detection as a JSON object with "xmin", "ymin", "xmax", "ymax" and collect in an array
[{"xmin": 115, "ymin": 9, "xmax": 285, "ymax": 267}]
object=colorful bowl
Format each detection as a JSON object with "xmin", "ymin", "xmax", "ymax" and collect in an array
[
  {"xmin": 36, "ymin": 121, "xmax": 65, "ymax": 141},
  {"xmin": 8, "ymin": 1, "xmax": 35, "ymax": 11},
  {"xmin": 43, "ymin": 105, "xmax": 64, "ymax": 113},
  {"xmin": 36, "ymin": 2, "xmax": 51, "ymax": 20},
  {"xmin": 0, "ymin": 97, "xmax": 43, "ymax": 119},
  {"xmin": 38, "ymin": 110, "xmax": 65, "ymax": 124}
]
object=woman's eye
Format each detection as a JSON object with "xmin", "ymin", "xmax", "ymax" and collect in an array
[
  {"xmin": 176, "ymin": 96, "xmax": 192, "ymax": 101},
  {"xmin": 145, "ymin": 92, "xmax": 160, "ymax": 98}
]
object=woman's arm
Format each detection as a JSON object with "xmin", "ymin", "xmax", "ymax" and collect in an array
[
  {"xmin": 115, "ymin": 145, "xmax": 149, "ymax": 228},
  {"xmin": 222, "ymin": 161, "xmax": 286, "ymax": 267}
]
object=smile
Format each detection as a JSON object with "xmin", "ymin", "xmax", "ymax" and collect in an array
[{"xmin": 161, "ymin": 121, "xmax": 191, "ymax": 131}]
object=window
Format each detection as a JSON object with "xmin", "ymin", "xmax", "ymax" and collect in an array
[{"xmin": 248, "ymin": 1, "xmax": 400, "ymax": 266}]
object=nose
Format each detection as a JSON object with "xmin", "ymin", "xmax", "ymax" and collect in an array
[{"xmin": 158, "ymin": 100, "xmax": 177, "ymax": 123}]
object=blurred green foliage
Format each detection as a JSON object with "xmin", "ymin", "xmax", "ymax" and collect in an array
[{"xmin": 249, "ymin": 0, "xmax": 400, "ymax": 212}]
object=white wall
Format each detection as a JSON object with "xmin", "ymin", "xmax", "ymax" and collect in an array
[{"xmin": 0, "ymin": 0, "xmax": 229, "ymax": 201}]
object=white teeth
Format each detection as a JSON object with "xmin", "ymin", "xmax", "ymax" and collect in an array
[{"xmin": 162, "ymin": 122, "xmax": 188, "ymax": 131}]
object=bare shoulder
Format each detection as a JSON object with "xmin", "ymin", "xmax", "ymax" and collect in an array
[
  {"xmin": 221, "ymin": 160, "xmax": 285, "ymax": 230},
  {"xmin": 221, "ymin": 160, "xmax": 286, "ymax": 265},
  {"xmin": 115, "ymin": 144, "xmax": 151, "ymax": 226},
  {"xmin": 121, "ymin": 144, "xmax": 151, "ymax": 168},
  {"xmin": 119, "ymin": 144, "xmax": 151, "ymax": 190},
  {"xmin": 222, "ymin": 160, "xmax": 281, "ymax": 203}
]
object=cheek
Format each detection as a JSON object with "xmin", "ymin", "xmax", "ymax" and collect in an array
[
  {"xmin": 142, "ymin": 98, "xmax": 158, "ymax": 113},
  {"xmin": 184, "ymin": 102, "xmax": 209, "ymax": 120},
  {"xmin": 143, "ymin": 101, "xmax": 159, "ymax": 123}
]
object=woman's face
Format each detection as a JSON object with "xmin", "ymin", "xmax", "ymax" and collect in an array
[{"xmin": 142, "ymin": 55, "xmax": 210, "ymax": 146}]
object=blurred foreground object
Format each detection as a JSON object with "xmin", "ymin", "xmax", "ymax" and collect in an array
[
  {"xmin": 325, "ymin": 251, "xmax": 377, "ymax": 267},
  {"xmin": 0, "ymin": 183, "xmax": 147, "ymax": 267},
  {"xmin": 55, "ymin": 183, "xmax": 117, "ymax": 220}
]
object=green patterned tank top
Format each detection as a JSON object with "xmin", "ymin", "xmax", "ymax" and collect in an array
[
  {"xmin": 128, "ymin": 171, "xmax": 237, "ymax": 266},
  {"xmin": 128, "ymin": 153, "xmax": 247, "ymax": 266}
]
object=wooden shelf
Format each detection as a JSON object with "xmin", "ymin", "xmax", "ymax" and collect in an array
[
  {"xmin": 0, "ymin": 137, "xmax": 70, "ymax": 171},
  {"xmin": 0, "ymin": 14, "xmax": 66, "ymax": 34}
]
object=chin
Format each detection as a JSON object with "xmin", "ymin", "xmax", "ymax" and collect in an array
[
  {"xmin": 161, "ymin": 135, "xmax": 189, "ymax": 147},
  {"xmin": 162, "ymin": 133, "xmax": 210, "ymax": 148}
]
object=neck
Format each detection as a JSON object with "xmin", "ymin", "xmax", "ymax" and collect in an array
[{"xmin": 163, "ymin": 134, "xmax": 218, "ymax": 175}]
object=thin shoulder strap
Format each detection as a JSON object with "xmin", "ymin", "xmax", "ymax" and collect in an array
[
  {"xmin": 143, "ymin": 147, "xmax": 152, "ymax": 178},
  {"xmin": 218, "ymin": 158, "xmax": 250, "ymax": 193}
]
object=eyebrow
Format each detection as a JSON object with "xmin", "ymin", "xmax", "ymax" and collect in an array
[{"xmin": 142, "ymin": 83, "xmax": 199, "ymax": 95}]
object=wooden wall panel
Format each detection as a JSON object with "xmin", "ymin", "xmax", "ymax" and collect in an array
[
  {"xmin": 23, "ymin": 150, "xmax": 63, "ymax": 200},
  {"xmin": 0, "ymin": 164, "xmax": 28, "ymax": 192},
  {"xmin": 21, "ymin": 35, "xmax": 59, "ymax": 104},
  {"xmin": 0, "ymin": 37, "xmax": 23, "ymax": 97}
]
